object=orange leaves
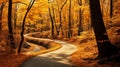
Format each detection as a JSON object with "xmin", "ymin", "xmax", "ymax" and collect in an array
[{"xmin": 0, "ymin": 0, "xmax": 7, "ymax": 3}]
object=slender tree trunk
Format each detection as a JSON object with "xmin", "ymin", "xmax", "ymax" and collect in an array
[
  {"xmin": 49, "ymin": 7, "xmax": 54, "ymax": 36},
  {"xmin": 56, "ymin": 10, "xmax": 63, "ymax": 36},
  {"xmin": 56, "ymin": 0, "xmax": 67, "ymax": 35},
  {"xmin": 8, "ymin": 0, "xmax": 16, "ymax": 49},
  {"xmin": 89, "ymin": 0, "xmax": 119, "ymax": 59},
  {"xmin": 18, "ymin": 0, "xmax": 35, "ymax": 54},
  {"xmin": 78, "ymin": 8, "xmax": 83, "ymax": 36},
  {"xmin": 14, "ymin": 15, "xmax": 17, "ymax": 29},
  {"xmin": 78, "ymin": 0, "xmax": 83, "ymax": 36},
  {"xmin": 68, "ymin": 0, "xmax": 71, "ymax": 39},
  {"xmin": 14, "ymin": 4, "xmax": 18, "ymax": 29},
  {"xmin": 59, "ymin": 10, "xmax": 62, "ymax": 35},
  {"xmin": 52, "ymin": 6, "xmax": 58, "ymax": 35}
]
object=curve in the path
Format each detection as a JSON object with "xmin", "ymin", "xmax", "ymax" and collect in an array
[{"xmin": 21, "ymin": 33, "xmax": 77, "ymax": 67}]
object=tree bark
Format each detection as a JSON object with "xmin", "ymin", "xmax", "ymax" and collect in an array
[
  {"xmin": 48, "ymin": 7, "xmax": 54, "ymax": 36},
  {"xmin": 78, "ymin": 0, "xmax": 83, "ymax": 36},
  {"xmin": 89, "ymin": 0, "xmax": 119, "ymax": 59},
  {"xmin": 52, "ymin": 5, "xmax": 59, "ymax": 35},
  {"xmin": 8, "ymin": 0, "xmax": 16, "ymax": 49},
  {"xmin": 68, "ymin": 0, "xmax": 71, "ymax": 39},
  {"xmin": 110, "ymin": 0, "xmax": 113, "ymax": 18},
  {"xmin": 78, "ymin": 8, "xmax": 83, "ymax": 36}
]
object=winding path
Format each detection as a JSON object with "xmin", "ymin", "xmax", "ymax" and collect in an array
[{"xmin": 21, "ymin": 33, "xmax": 77, "ymax": 67}]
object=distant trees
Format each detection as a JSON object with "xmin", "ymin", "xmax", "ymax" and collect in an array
[
  {"xmin": 77, "ymin": 0, "xmax": 83, "ymax": 36},
  {"xmin": 89, "ymin": 0, "xmax": 119, "ymax": 59},
  {"xmin": 48, "ymin": 0, "xmax": 68, "ymax": 36},
  {"xmin": 56, "ymin": 0, "xmax": 67, "ymax": 35},
  {"xmin": 18, "ymin": 0, "xmax": 35, "ymax": 53},
  {"xmin": 48, "ymin": 0, "xmax": 67, "ymax": 36},
  {"xmin": 68, "ymin": 0, "xmax": 71, "ymax": 38}
]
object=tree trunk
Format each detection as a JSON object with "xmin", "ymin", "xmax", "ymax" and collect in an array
[
  {"xmin": 8, "ymin": 0, "xmax": 16, "ymax": 49},
  {"xmin": 110, "ymin": 0, "xmax": 113, "ymax": 18},
  {"xmin": 78, "ymin": 8, "xmax": 83, "ymax": 36},
  {"xmin": 59, "ymin": 11, "xmax": 62, "ymax": 35},
  {"xmin": 68, "ymin": 0, "xmax": 71, "ymax": 39},
  {"xmin": 89, "ymin": 0, "xmax": 119, "ymax": 59},
  {"xmin": 18, "ymin": 0, "xmax": 35, "ymax": 54},
  {"xmin": 49, "ymin": 7, "xmax": 54, "ymax": 36},
  {"xmin": 78, "ymin": 0, "xmax": 83, "ymax": 36},
  {"xmin": 52, "ymin": 5, "xmax": 59, "ymax": 35}
]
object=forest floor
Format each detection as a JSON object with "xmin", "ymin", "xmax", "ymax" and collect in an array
[
  {"xmin": 0, "ymin": 33, "xmax": 62, "ymax": 67},
  {"xmin": 0, "ymin": 41, "xmax": 61, "ymax": 67},
  {"xmin": 0, "ymin": 31, "xmax": 120, "ymax": 67},
  {"xmin": 69, "ymin": 34, "xmax": 120, "ymax": 67}
]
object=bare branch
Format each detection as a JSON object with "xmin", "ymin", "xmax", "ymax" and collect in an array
[{"xmin": 60, "ymin": 0, "xmax": 68, "ymax": 10}]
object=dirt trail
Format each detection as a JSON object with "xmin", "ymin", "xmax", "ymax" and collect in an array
[{"xmin": 21, "ymin": 33, "xmax": 77, "ymax": 67}]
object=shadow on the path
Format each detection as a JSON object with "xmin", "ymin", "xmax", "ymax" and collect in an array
[{"xmin": 21, "ymin": 56, "xmax": 71, "ymax": 67}]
